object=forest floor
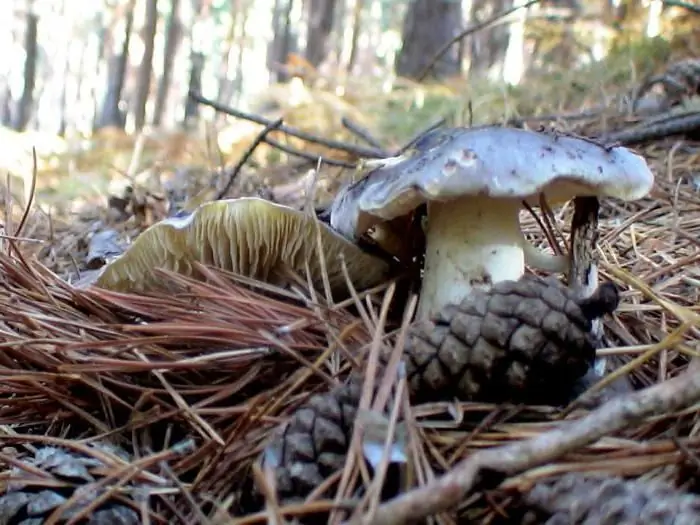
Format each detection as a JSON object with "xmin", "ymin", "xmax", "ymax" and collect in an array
[{"xmin": 1, "ymin": 48, "xmax": 700, "ymax": 524}]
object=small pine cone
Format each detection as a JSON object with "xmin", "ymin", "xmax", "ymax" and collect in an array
[
  {"xmin": 521, "ymin": 473, "xmax": 700, "ymax": 525},
  {"xmin": 0, "ymin": 442, "xmax": 143, "ymax": 524},
  {"xmin": 261, "ymin": 377, "xmax": 363, "ymax": 504},
  {"xmin": 404, "ymin": 274, "xmax": 619, "ymax": 405}
]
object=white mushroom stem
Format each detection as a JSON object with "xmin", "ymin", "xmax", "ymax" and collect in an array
[
  {"xmin": 523, "ymin": 240, "xmax": 569, "ymax": 273},
  {"xmin": 417, "ymin": 197, "xmax": 526, "ymax": 320}
]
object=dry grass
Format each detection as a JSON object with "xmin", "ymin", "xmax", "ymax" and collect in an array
[{"xmin": 1, "ymin": 48, "xmax": 700, "ymax": 523}]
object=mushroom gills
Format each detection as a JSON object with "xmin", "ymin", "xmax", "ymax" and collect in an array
[{"xmin": 418, "ymin": 196, "xmax": 526, "ymax": 319}]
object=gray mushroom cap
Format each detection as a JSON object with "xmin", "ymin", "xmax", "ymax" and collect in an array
[{"xmin": 330, "ymin": 126, "xmax": 655, "ymax": 239}]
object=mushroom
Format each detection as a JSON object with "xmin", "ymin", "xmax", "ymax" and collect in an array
[
  {"xmin": 329, "ymin": 126, "xmax": 654, "ymax": 319},
  {"xmin": 87, "ymin": 197, "xmax": 391, "ymax": 298}
]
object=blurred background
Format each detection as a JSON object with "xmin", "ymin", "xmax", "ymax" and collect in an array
[{"xmin": 0, "ymin": 0, "xmax": 697, "ymax": 226}]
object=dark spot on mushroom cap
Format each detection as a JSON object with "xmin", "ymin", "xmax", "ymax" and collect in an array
[
  {"xmin": 443, "ymin": 158, "xmax": 459, "ymax": 175},
  {"xmin": 460, "ymin": 148, "xmax": 477, "ymax": 163}
]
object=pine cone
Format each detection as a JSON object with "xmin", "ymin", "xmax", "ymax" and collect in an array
[
  {"xmin": 0, "ymin": 442, "xmax": 144, "ymax": 524},
  {"xmin": 260, "ymin": 377, "xmax": 362, "ymax": 505},
  {"xmin": 404, "ymin": 274, "xmax": 619, "ymax": 405},
  {"xmin": 521, "ymin": 473, "xmax": 700, "ymax": 525},
  {"xmin": 256, "ymin": 276, "xmax": 619, "ymax": 509}
]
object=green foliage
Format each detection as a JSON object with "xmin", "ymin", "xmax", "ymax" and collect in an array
[{"xmin": 606, "ymin": 35, "xmax": 672, "ymax": 78}]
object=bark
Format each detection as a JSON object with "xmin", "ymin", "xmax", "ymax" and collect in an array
[
  {"xmin": 303, "ymin": 0, "xmax": 336, "ymax": 68},
  {"xmin": 395, "ymin": 0, "xmax": 462, "ymax": 81},
  {"xmin": 1, "ymin": 86, "xmax": 12, "ymax": 126},
  {"xmin": 132, "ymin": 0, "xmax": 159, "ymax": 130},
  {"xmin": 183, "ymin": 51, "xmax": 204, "ymax": 125},
  {"xmin": 152, "ymin": 0, "xmax": 182, "ymax": 126},
  {"xmin": 230, "ymin": 3, "xmax": 250, "ymax": 106},
  {"xmin": 345, "ymin": 0, "xmax": 364, "ymax": 74},
  {"xmin": 467, "ymin": 0, "xmax": 510, "ymax": 79},
  {"xmin": 268, "ymin": 0, "xmax": 297, "ymax": 82},
  {"xmin": 217, "ymin": 0, "xmax": 241, "ymax": 105},
  {"xmin": 13, "ymin": 12, "xmax": 38, "ymax": 131},
  {"xmin": 96, "ymin": 0, "xmax": 136, "ymax": 130}
]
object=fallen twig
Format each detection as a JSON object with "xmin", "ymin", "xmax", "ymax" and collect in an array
[
  {"xmin": 189, "ymin": 90, "xmax": 387, "ymax": 159},
  {"xmin": 394, "ymin": 118, "xmax": 447, "ymax": 155},
  {"xmin": 352, "ymin": 369, "xmax": 700, "ymax": 525},
  {"xmin": 662, "ymin": 0, "xmax": 700, "ymax": 15},
  {"xmin": 341, "ymin": 117, "xmax": 389, "ymax": 154},
  {"xmin": 215, "ymin": 118, "xmax": 284, "ymax": 200},
  {"xmin": 602, "ymin": 110, "xmax": 700, "ymax": 146}
]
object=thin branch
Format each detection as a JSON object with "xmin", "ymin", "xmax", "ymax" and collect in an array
[
  {"xmin": 417, "ymin": 0, "xmax": 541, "ymax": 81},
  {"xmin": 189, "ymin": 90, "xmax": 387, "ymax": 159},
  {"xmin": 262, "ymin": 136, "xmax": 356, "ymax": 168},
  {"xmin": 394, "ymin": 118, "xmax": 446, "ymax": 155},
  {"xmin": 341, "ymin": 117, "xmax": 389, "ymax": 154},
  {"xmin": 662, "ymin": 0, "xmax": 700, "ymax": 14},
  {"xmin": 215, "ymin": 118, "xmax": 284, "ymax": 200},
  {"xmin": 505, "ymin": 106, "xmax": 609, "ymax": 127},
  {"xmin": 352, "ymin": 369, "xmax": 700, "ymax": 525},
  {"xmin": 602, "ymin": 111, "xmax": 700, "ymax": 146}
]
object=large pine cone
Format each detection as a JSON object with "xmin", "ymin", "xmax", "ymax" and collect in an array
[
  {"xmin": 520, "ymin": 473, "xmax": 700, "ymax": 524},
  {"xmin": 255, "ymin": 275, "xmax": 619, "ymax": 509},
  {"xmin": 404, "ymin": 274, "xmax": 619, "ymax": 405},
  {"xmin": 0, "ymin": 442, "xmax": 143, "ymax": 524}
]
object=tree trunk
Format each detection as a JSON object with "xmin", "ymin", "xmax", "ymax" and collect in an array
[
  {"xmin": 132, "ymin": 0, "xmax": 159, "ymax": 130},
  {"xmin": 268, "ymin": 0, "xmax": 297, "ymax": 83},
  {"xmin": 230, "ymin": 3, "xmax": 250, "ymax": 106},
  {"xmin": 303, "ymin": 0, "xmax": 336, "ymax": 68},
  {"xmin": 58, "ymin": 46, "xmax": 71, "ymax": 136},
  {"xmin": 183, "ymin": 51, "xmax": 205, "ymax": 125},
  {"xmin": 217, "ymin": 0, "xmax": 240, "ymax": 105},
  {"xmin": 467, "ymin": 0, "xmax": 510, "ymax": 80},
  {"xmin": 96, "ymin": 0, "xmax": 136, "ymax": 130},
  {"xmin": 345, "ymin": 0, "xmax": 364, "ymax": 74},
  {"xmin": 153, "ymin": 0, "xmax": 182, "ymax": 126},
  {"xmin": 1, "ymin": 86, "xmax": 12, "ymax": 126},
  {"xmin": 13, "ymin": 12, "xmax": 38, "ymax": 131},
  {"xmin": 395, "ymin": 0, "xmax": 462, "ymax": 81}
]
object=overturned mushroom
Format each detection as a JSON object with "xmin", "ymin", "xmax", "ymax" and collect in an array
[
  {"xmin": 329, "ymin": 126, "xmax": 654, "ymax": 319},
  {"xmin": 87, "ymin": 197, "xmax": 391, "ymax": 298}
]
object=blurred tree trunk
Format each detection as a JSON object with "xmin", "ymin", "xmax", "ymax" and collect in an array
[
  {"xmin": 153, "ymin": 0, "xmax": 182, "ymax": 126},
  {"xmin": 502, "ymin": 0, "xmax": 527, "ymax": 85},
  {"xmin": 183, "ymin": 52, "xmax": 204, "ymax": 124},
  {"xmin": 183, "ymin": 0, "xmax": 209, "ymax": 126},
  {"xmin": 13, "ymin": 11, "xmax": 38, "ymax": 131},
  {"xmin": 395, "ymin": 0, "xmax": 462, "ymax": 80},
  {"xmin": 133, "ymin": 0, "xmax": 159, "ymax": 130},
  {"xmin": 96, "ymin": 0, "xmax": 136, "ymax": 130},
  {"xmin": 58, "ymin": 47, "xmax": 71, "ymax": 136},
  {"xmin": 217, "ymin": 0, "xmax": 240, "ymax": 104},
  {"xmin": 1, "ymin": 86, "xmax": 12, "ymax": 126},
  {"xmin": 56, "ymin": 0, "xmax": 70, "ymax": 136},
  {"xmin": 467, "ymin": 0, "xmax": 510, "ymax": 79},
  {"xmin": 303, "ymin": 0, "xmax": 337, "ymax": 68},
  {"xmin": 345, "ymin": 0, "xmax": 364, "ymax": 74},
  {"xmin": 230, "ymin": 2, "xmax": 250, "ymax": 106},
  {"xmin": 268, "ymin": 0, "xmax": 297, "ymax": 82},
  {"xmin": 330, "ymin": 0, "xmax": 346, "ymax": 63}
]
